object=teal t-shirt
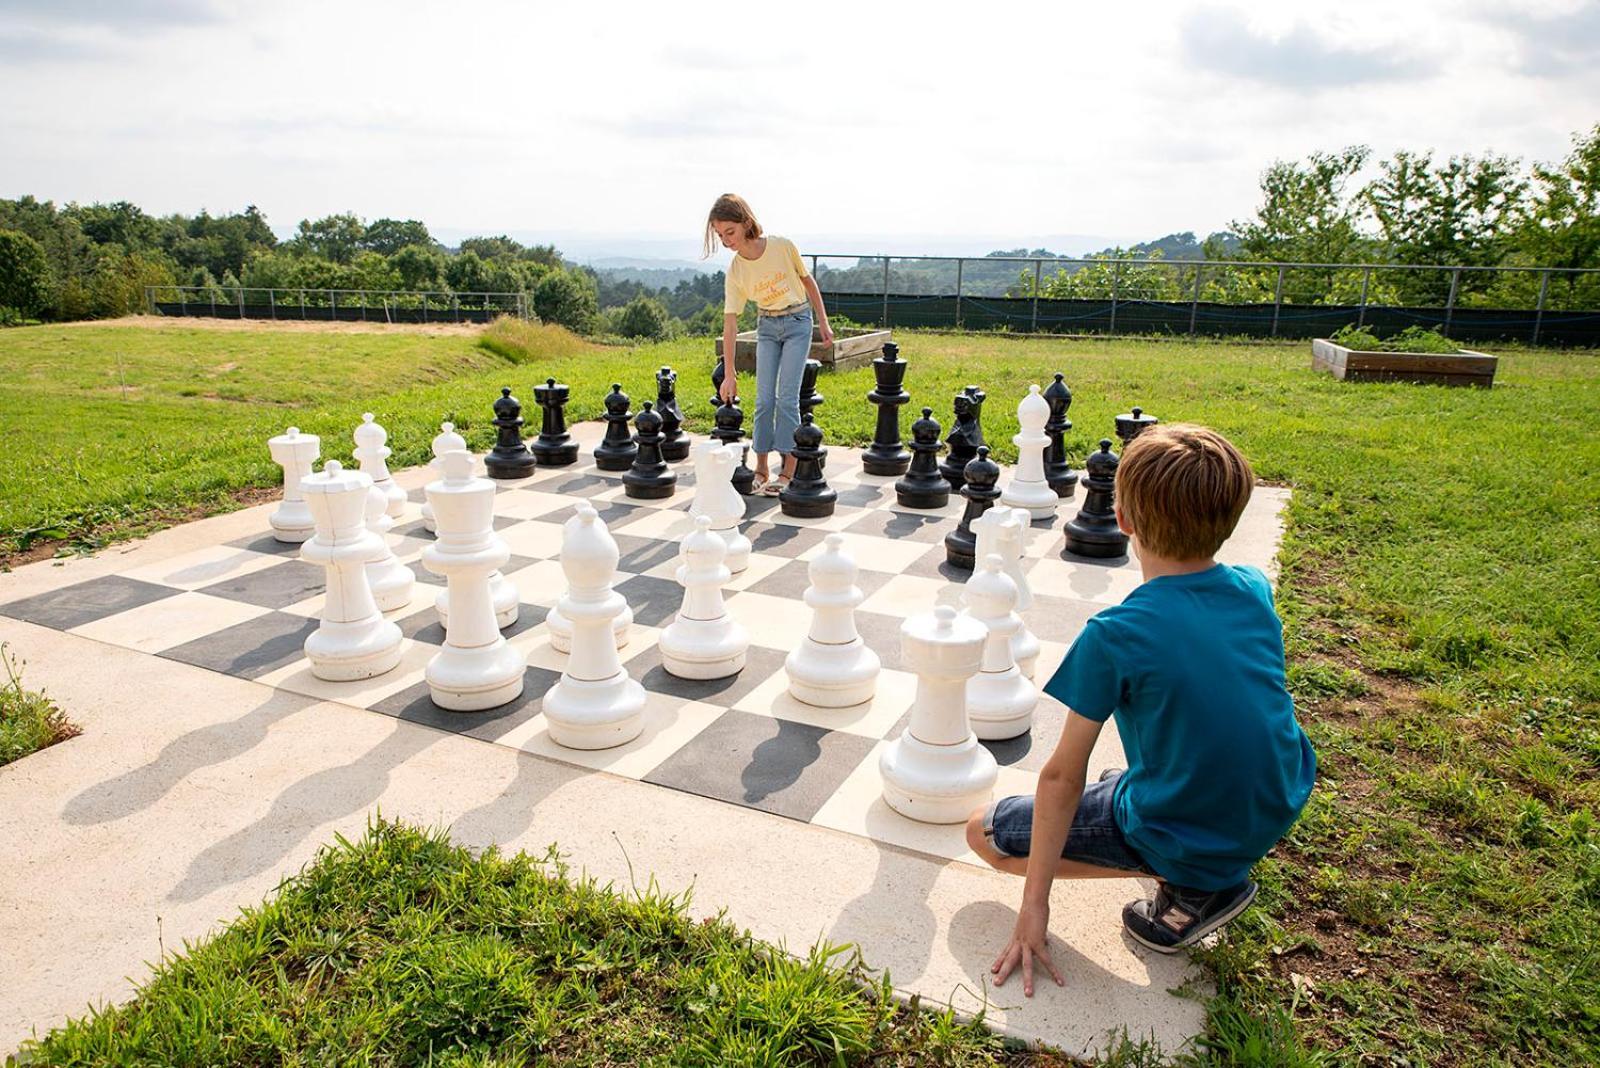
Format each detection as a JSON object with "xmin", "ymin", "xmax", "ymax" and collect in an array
[{"xmin": 1043, "ymin": 563, "xmax": 1316, "ymax": 891}]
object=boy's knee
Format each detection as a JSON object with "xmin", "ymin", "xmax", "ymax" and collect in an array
[{"xmin": 964, "ymin": 807, "xmax": 994, "ymax": 860}]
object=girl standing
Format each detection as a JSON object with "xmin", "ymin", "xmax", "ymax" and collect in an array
[{"xmin": 707, "ymin": 194, "xmax": 833, "ymax": 495}]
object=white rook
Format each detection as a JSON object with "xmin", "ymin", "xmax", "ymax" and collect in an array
[
  {"xmin": 964, "ymin": 554, "xmax": 1038, "ymax": 739},
  {"xmin": 543, "ymin": 504, "xmax": 647, "ymax": 749},
  {"xmin": 300, "ymin": 460, "xmax": 404, "ymax": 681},
  {"xmin": 267, "ymin": 426, "xmax": 320, "ymax": 543},
  {"xmin": 1000, "ymin": 384, "xmax": 1057, "ymax": 521},
  {"xmin": 879, "ymin": 605, "xmax": 997, "ymax": 824},
  {"xmin": 353, "ymin": 412, "xmax": 407, "ymax": 518},
  {"xmin": 659, "ymin": 516, "xmax": 749, "ymax": 679},
  {"xmin": 363, "ymin": 480, "xmax": 415, "ymax": 613},
  {"xmin": 973, "ymin": 507, "xmax": 1038, "ymax": 677},
  {"xmin": 784, "ymin": 533, "xmax": 880, "ymax": 707},
  {"xmin": 688, "ymin": 440, "xmax": 751, "ymax": 573},
  {"xmin": 421, "ymin": 450, "xmax": 526, "ymax": 710},
  {"xmin": 421, "ymin": 421, "xmax": 465, "ymax": 534}
]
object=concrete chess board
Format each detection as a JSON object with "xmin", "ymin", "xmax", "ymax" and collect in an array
[{"xmin": 0, "ymin": 422, "xmax": 1289, "ymax": 871}]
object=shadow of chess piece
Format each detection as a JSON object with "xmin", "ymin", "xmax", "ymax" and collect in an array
[
  {"xmin": 896, "ymin": 407, "xmax": 950, "ymax": 509},
  {"xmin": 944, "ymin": 446, "xmax": 1001, "ymax": 570},
  {"xmin": 1062, "ymin": 439, "xmax": 1129, "ymax": 559},
  {"xmin": 594, "ymin": 383, "xmax": 638, "ymax": 472},
  {"xmin": 780, "ymin": 412, "xmax": 837, "ymax": 518},
  {"xmin": 863, "ymin": 342, "xmax": 911, "ymax": 476},
  {"xmin": 798, "ymin": 358, "xmax": 825, "ymax": 424},
  {"xmin": 484, "ymin": 387, "xmax": 536, "ymax": 478},
  {"xmin": 1043, "ymin": 372, "xmax": 1079, "ymax": 499},
  {"xmin": 1115, "ymin": 405, "xmax": 1159, "ymax": 448},
  {"xmin": 623, "ymin": 401, "xmax": 677, "ymax": 500},
  {"xmin": 710, "ymin": 361, "xmax": 755, "ymax": 495},
  {"xmin": 531, "ymin": 377, "xmax": 578, "ymax": 466},
  {"xmin": 940, "ymin": 385, "xmax": 986, "ymax": 491},
  {"xmin": 656, "ymin": 366, "xmax": 689, "ymax": 462}
]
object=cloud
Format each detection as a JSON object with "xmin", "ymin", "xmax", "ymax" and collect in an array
[
  {"xmin": 1178, "ymin": 6, "xmax": 1438, "ymax": 90},
  {"xmin": 0, "ymin": 25, "xmax": 111, "ymax": 61},
  {"xmin": 0, "ymin": 0, "xmax": 225, "ymax": 30},
  {"xmin": 1477, "ymin": 2, "xmax": 1600, "ymax": 76}
]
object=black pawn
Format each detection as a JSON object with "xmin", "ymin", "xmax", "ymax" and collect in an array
[
  {"xmin": 485, "ymin": 386, "xmax": 536, "ymax": 478},
  {"xmin": 656, "ymin": 366, "xmax": 689, "ymax": 462},
  {"xmin": 531, "ymin": 377, "xmax": 578, "ymax": 466},
  {"xmin": 862, "ymin": 342, "xmax": 911, "ymax": 476},
  {"xmin": 944, "ymin": 446, "xmax": 1002, "ymax": 569},
  {"xmin": 779, "ymin": 412, "xmax": 836, "ymax": 518},
  {"xmin": 1043, "ymin": 372, "xmax": 1079, "ymax": 499},
  {"xmin": 939, "ymin": 385, "xmax": 986, "ymax": 490},
  {"xmin": 798, "ymin": 359, "xmax": 825, "ymax": 424},
  {"xmin": 1063, "ymin": 439, "xmax": 1129, "ymax": 559},
  {"xmin": 1114, "ymin": 406, "xmax": 1159, "ymax": 448},
  {"xmin": 623, "ymin": 401, "xmax": 676, "ymax": 499},
  {"xmin": 896, "ymin": 407, "xmax": 950, "ymax": 509},
  {"xmin": 594, "ymin": 383, "xmax": 637, "ymax": 472},
  {"xmin": 710, "ymin": 361, "xmax": 754, "ymax": 495}
]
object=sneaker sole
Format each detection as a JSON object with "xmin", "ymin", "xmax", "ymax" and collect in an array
[{"xmin": 1125, "ymin": 882, "xmax": 1258, "ymax": 955}]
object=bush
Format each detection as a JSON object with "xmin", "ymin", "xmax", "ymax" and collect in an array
[
  {"xmin": 613, "ymin": 294, "xmax": 671, "ymax": 340},
  {"xmin": 533, "ymin": 269, "xmax": 598, "ymax": 333},
  {"xmin": 0, "ymin": 229, "xmax": 53, "ymax": 318},
  {"xmin": 1330, "ymin": 324, "xmax": 1458, "ymax": 353}
]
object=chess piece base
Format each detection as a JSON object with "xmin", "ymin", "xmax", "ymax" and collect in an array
[
  {"xmin": 1013, "ymin": 629, "xmax": 1039, "ymax": 681},
  {"xmin": 1047, "ymin": 471, "xmax": 1080, "ymax": 499},
  {"xmin": 543, "ymin": 672, "xmax": 647, "ymax": 749},
  {"xmin": 785, "ymin": 639, "xmax": 880, "ymax": 708},
  {"xmin": 305, "ymin": 617, "xmax": 404, "ymax": 682},
  {"xmin": 895, "ymin": 483, "xmax": 949, "ymax": 510},
  {"xmin": 484, "ymin": 454, "xmax": 536, "ymax": 479},
  {"xmin": 660, "ymin": 616, "xmax": 749, "ymax": 679},
  {"xmin": 622, "ymin": 474, "xmax": 676, "ymax": 500},
  {"xmin": 661, "ymin": 439, "xmax": 691, "ymax": 463},
  {"xmin": 367, "ymin": 559, "xmax": 415, "ymax": 614},
  {"xmin": 436, "ymin": 574, "xmax": 520, "ymax": 630},
  {"xmin": 1062, "ymin": 522, "xmax": 1129, "ymax": 559},
  {"xmin": 779, "ymin": 490, "xmax": 837, "ymax": 519},
  {"xmin": 269, "ymin": 518, "xmax": 315, "ymax": 543},
  {"xmin": 594, "ymin": 448, "xmax": 636, "ymax": 472},
  {"xmin": 717, "ymin": 529, "xmax": 752, "ymax": 574},
  {"xmin": 862, "ymin": 449, "xmax": 911, "ymax": 477},
  {"xmin": 969, "ymin": 669, "xmax": 1037, "ymax": 740},
  {"xmin": 943, "ymin": 530, "xmax": 977, "ymax": 570},
  {"xmin": 531, "ymin": 441, "xmax": 579, "ymax": 466},
  {"xmin": 425, "ymin": 642, "xmax": 526, "ymax": 711},
  {"xmin": 879, "ymin": 732, "xmax": 998, "ymax": 825},
  {"xmin": 1001, "ymin": 480, "xmax": 1058, "ymax": 522}
]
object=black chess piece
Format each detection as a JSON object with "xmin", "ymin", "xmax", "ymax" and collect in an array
[
  {"xmin": 530, "ymin": 376, "xmax": 578, "ymax": 466},
  {"xmin": 862, "ymin": 342, "xmax": 911, "ymax": 476},
  {"xmin": 656, "ymin": 366, "xmax": 689, "ymax": 462},
  {"xmin": 484, "ymin": 386, "xmax": 536, "ymax": 478},
  {"xmin": 939, "ymin": 385, "xmax": 986, "ymax": 490},
  {"xmin": 710, "ymin": 361, "xmax": 755, "ymax": 495},
  {"xmin": 895, "ymin": 407, "xmax": 950, "ymax": 509},
  {"xmin": 944, "ymin": 445, "xmax": 1002, "ymax": 569},
  {"xmin": 1114, "ymin": 406, "xmax": 1159, "ymax": 447},
  {"xmin": 1062, "ymin": 439, "xmax": 1129, "ymax": 559},
  {"xmin": 623, "ymin": 401, "xmax": 677, "ymax": 500},
  {"xmin": 594, "ymin": 383, "xmax": 638, "ymax": 472},
  {"xmin": 1043, "ymin": 372, "xmax": 1079, "ymax": 499},
  {"xmin": 779, "ymin": 412, "xmax": 836, "ymax": 518},
  {"xmin": 798, "ymin": 358, "xmax": 825, "ymax": 424}
]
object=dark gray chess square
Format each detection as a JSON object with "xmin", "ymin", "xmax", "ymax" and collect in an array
[
  {"xmin": 0, "ymin": 575, "xmax": 181, "ymax": 631},
  {"xmin": 541, "ymin": 500, "xmax": 642, "ymax": 527},
  {"xmin": 744, "ymin": 560, "xmax": 893, "ymax": 601},
  {"xmin": 742, "ymin": 522, "xmax": 827, "ymax": 559},
  {"xmin": 842, "ymin": 509, "xmax": 953, "ymax": 544},
  {"xmin": 367, "ymin": 665, "xmax": 561, "ymax": 742},
  {"xmin": 621, "ymin": 643, "xmax": 786, "ymax": 705},
  {"xmin": 611, "ymin": 574, "xmax": 686, "ymax": 627},
  {"xmin": 392, "ymin": 514, "xmax": 519, "ymax": 540},
  {"xmin": 612, "ymin": 534, "xmax": 680, "ymax": 576},
  {"xmin": 834, "ymin": 483, "xmax": 891, "ymax": 509},
  {"xmin": 158, "ymin": 611, "xmax": 319, "ymax": 679},
  {"xmin": 643, "ymin": 708, "xmax": 876, "ymax": 822},
  {"xmin": 223, "ymin": 532, "xmax": 305, "ymax": 556},
  {"xmin": 738, "ymin": 492, "xmax": 783, "ymax": 518},
  {"xmin": 194, "ymin": 559, "xmax": 324, "ymax": 609},
  {"xmin": 849, "ymin": 610, "xmax": 911, "ymax": 671},
  {"xmin": 400, "ymin": 603, "xmax": 548, "ymax": 645},
  {"xmin": 532, "ymin": 471, "xmax": 612, "ymax": 498},
  {"xmin": 900, "ymin": 543, "xmax": 972, "ymax": 583}
]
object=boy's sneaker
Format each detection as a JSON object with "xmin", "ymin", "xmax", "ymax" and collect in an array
[{"xmin": 1122, "ymin": 880, "xmax": 1257, "ymax": 953}]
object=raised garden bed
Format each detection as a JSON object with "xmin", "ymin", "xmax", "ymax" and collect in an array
[
  {"xmin": 1311, "ymin": 337, "xmax": 1498, "ymax": 387},
  {"xmin": 715, "ymin": 326, "xmax": 892, "ymax": 373}
]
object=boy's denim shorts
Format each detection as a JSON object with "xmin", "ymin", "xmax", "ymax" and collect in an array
[{"xmin": 981, "ymin": 771, "xmax": 1155, "ymax": 874}]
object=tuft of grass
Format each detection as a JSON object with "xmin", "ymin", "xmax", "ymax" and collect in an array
[{"xmin": 0, "ymin": 643, "xmax": 80, "ymax": 766}]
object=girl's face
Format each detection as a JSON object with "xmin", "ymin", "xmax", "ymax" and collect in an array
[{"xmin": 713, "ymin": 220, "xmax": 749, "ymax": 251}]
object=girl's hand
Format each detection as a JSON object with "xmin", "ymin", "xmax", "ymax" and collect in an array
[
  {"xmin": 820, "ymin": 322, "xmax": 835, "ymax": 346},
  {"xmin": 718, "ymin": 372, "xmax": 738, "ymax": 404},
  {"xmin": 991, "ymin": 900, "xmax": 1064, "ymax": 997}
]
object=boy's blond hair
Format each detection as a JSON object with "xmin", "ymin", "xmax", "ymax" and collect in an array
[{"xmin": 1116, "ymin": 424, "xmax": 1254, "ymax": 560}]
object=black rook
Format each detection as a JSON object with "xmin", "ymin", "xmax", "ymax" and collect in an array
[
  {"xmin": 1114, "ymin": 406, "xmax": 1159, "ymax": 448},
  {"xmin": 531, "ymin": 377, "xmax": 578, "ymax": 466}
]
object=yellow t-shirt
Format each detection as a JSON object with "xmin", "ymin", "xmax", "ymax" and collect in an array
[{"xmin": 724, "ymin": 236, "xmax": 812, "ymax": 314}]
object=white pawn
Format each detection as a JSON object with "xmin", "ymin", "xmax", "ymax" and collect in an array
[
  {"xmin": 1000, "ymin": 384, "xmax": 1057, "ymax": 521},
  {"xmin": 267, "ymin": 426, "xmax": 320, "ymax": 543},
  {"xmin": 964, "ymin": 554, "xmax": 1038, "ymax": 740},
  {"xmin": 353, "ymin": 413, "xmax": 406, "ymax": 519},
  {"xmin": 422, "ymin": 450, "xmax": 526, "ymax": 711},
  {"xmin": 785, "ymin": 533, "xmax": 880, "ymax": 707},
  {"xmin": 660, "ymin": 516, "xmax": 749, "ymax": 679},
  {"xmin": 421, "ymin": 421, "xmax": 465, "ymax": 534},
  {"xmin": 363, "ymin": 480, "xmax": 415, "ymax": 612},
  {"xmin": 299, "ymin": 460, "xmax": 404, "ymax": 681},
  {"xmin": 689, "ymin": 441, "xmax": 751, "ymax": 573},
  {"xmin": 974, "ymin": 508, "xmax": 1039, "ymax": 677},
  {"xmin": 879, "ymin": 605, "xmax": 996, "ymax": 824},
  {"xmin": 543, "ymin": 503, "xmax": 647, "ymax": 749}
]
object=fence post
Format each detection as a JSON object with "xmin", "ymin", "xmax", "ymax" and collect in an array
[
  {"xmin": 1532, "ymin": 269, "xmax": 1550, "ymax": 346},
  {"xmin": 1109, "ymin": 262, "xmax": 1121, "ymax": 335},
  {"xmin": 1358, "ymin": 267, "xmax": 1372, "ymax": 328},
  {"xmin": 1189, "ymin": 264, "xmax": 1202, "ymax": 335},
  {"xmin": 453, "ymin": 294, "xmax": 460, "ymax": 324},
  {"xmin": 210, "ymin": 286, "xmax": 217, "ymax": 317},
  {"xmin": 1270, "ymin": 265, "xmax": 1285, "ymax": 338},
  {"xmin": 238, "ymin": 286, "xmax": 245, "ymax": 318},
  {"xmin": 269, "ymin": 289, "xmax": 276, "ymax": 320},
  {"xmin": 361, "ymin": 290, "xmax": 368, "ymax": 322},
  {"xmin": 1442, "ymin": 267, "xmax": 1461, "ymax": 337},
  {"xmin": 179, "ymin": 287, "xmax": 186, "ymax": 315},
  {"xmin": 330, "ymin": 290, "xmax": 336, "ymax": 320},
  {"xmin": 300, "ymin": 289, "xmax": 306, "ymax": 318},
  {"xmin": 955, "ymin": 258, "xmax": 964, "ymax": 330},
  {"xmin": 422, "ymin": 292, "xmax": 428, "ymax": 324},
  {"xmin": 1031, "ymin": 260, "xmax": 1042, "ymax": 334},
  {"xmin": 881, "ymin": 258, "xmax": 890, "ymax": 328}
]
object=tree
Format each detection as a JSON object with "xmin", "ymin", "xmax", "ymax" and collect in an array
[
  {"xmin": 290, "ymin": 213, "xmax": 366, "ymax": 264},
  {"xmin": 458, "ymin": 235, "xmax": 523, "ymax": 260},
  {"xmin": 1232, "ymin": 146, "xmax": 1380, "ymax": 302},
  {"xmin": 1506, "ymin": 124, "xmax": 1600, "ymax": 310},
  {"xmin": 444, "ymin": 250, "xmax": 492, "ymax": 293},
  {"xmin": 613, "ymin": 294, "xmax": 670, "ymax": 339},
  {"xmin": 67, "ymin": 201, "xmax": 160, "ymax": 252},
  {"xmin": 362, "ymin": 218, "xmax": 433, "ymax": 256},
  {"xmin": 0, "ymin": 229, "xmax": 53, "ymax": 318},
  {"xmin": 533, "ymin": 268, "xmax": 597, "ymax": 332},
  {"xmin": 391, "ymin": 243, "xmax": 446, "ymax": 290}
]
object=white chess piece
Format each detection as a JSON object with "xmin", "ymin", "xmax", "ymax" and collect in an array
[
  {"xmin": 543, "ymin": 503, "xmax": 647, "ymax": 749},
  {"xmin": 299, "ymin": 460, "xmax": 404, "ymax": 681},
  {"xmin": 363, "ymin": 480, "xmax": 415, "ymax": 613},
  {"xmin": 422, "ymin": 450, "xmax": 526, "ymax": 710},
  {"xmin": 659, "ymin": 516, "xmax": 749, "ymax": 679},
  {"xmin": 974, "ymin": 508, "xmax": 1039, "ymax": 678},
  {"xmin": 784, "ymin": 533, "xmax": 880, "ymax": 707},
  {"xmin": 689, "ymin": 441, "xmax": 750, "ymax": 573},
  {"xmin": 436, "ymin": 564, "xmax": 520, "ymax": 630},
  {"xmin": 267, "ymin": 426, "xmax": 320, "ymax": 542},
  {"xmin": 353, "ymin": 412, "xmax": 407, "ymax": 518},
  {"xmin": 421, "ymin": 421, "xmax": 465, "ymax": 534},
  {"xmin": 963, "ymin": 555, "xmax": 1038, "ymax": 739},
  {"xmin": 879, "ymin": 605, "xmax": 996, "ymax": 824},
  {"xmin": 546, "ymin": 508, "xmax": 632, "ymax": 652},
  {"xmin": 1000, "ymin": 385, "xmax": 1057, "ymax": 521}
]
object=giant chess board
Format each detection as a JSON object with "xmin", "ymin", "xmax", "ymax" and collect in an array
[{"xmin": 0, "ymin": 423, "xmax": 1288, "ymax": 867}]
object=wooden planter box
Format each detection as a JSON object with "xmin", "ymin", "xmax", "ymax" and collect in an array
[
  {"xmin": 1311, "ymin": 338, "xmax": 1498, "ymax": 388},
  {"xmin": 715, "ymin": 327, "xmax": 893, "ymax": 373}
]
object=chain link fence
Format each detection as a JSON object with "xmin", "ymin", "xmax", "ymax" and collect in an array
[{"xmin": 146, "ymin": 286, "xmax": 530, "ymax": 324}]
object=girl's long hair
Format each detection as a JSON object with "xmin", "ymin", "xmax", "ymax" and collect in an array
[{"xmin": 703, "ymin": 194, "xmax": 762, "ymax": 258}]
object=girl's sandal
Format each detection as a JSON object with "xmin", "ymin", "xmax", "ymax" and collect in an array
[
  {"xmin": 767, "ymin": 475, "xmax": 791, "ymax": 497},
  {"xmin": 751, "ymin": 472, "xmax": 770, "ymax": 495}
]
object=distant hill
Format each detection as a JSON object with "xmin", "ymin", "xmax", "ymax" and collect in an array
[{"xmin": 1078, "ymin": 231, "xmax": 1242, "ymax": 260}]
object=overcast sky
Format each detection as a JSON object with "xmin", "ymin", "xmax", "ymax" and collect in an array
[{"xmin": 2, "ymin": 0, "xmax": 1596, "ymax": 259}]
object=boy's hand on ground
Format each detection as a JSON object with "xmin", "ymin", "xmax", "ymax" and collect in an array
[{"xmin": 991, "ymin": 902, "xmax": 1064, "ymax": 997}]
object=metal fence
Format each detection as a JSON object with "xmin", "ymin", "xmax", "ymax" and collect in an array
[
  {"xmin": 807, "ymin": 255, "xmax": 1600, "ymax": 346},
  {"xmin": 146, "ymin": 286, "xmax": 530, "ymax": 324}
]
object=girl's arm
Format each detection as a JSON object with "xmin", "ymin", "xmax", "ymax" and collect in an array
[
  {"xmin": 802, "ymin": 275, "xmax": 833, "ymax": 345},
  {"xmin": 719, "ymin": 313, "xmax": 739, "ymax": 403}
]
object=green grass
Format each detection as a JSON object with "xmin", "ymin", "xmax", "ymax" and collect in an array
[
  {"xmin": 3, "ymin": 318, "xmax": 1598, "ymax": 1063},
  {"xmin": 0, "ymin": 643, "xmax": 79, "ymax": 766}
]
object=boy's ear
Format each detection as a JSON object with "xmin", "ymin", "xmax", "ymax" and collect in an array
[{"xmin": 1115, "ymin": 505, "xmax": 1133, "ymax": 535}]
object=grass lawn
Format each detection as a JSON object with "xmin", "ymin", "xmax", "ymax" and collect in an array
[{"xmin": 2, "ymin": 316, "xmax": 1597, "ymax": 1063}]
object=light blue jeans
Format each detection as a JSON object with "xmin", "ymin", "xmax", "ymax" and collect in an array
[{"xmin": 752, "ymin": 308, "xmax": 813, "ymax": 456}]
